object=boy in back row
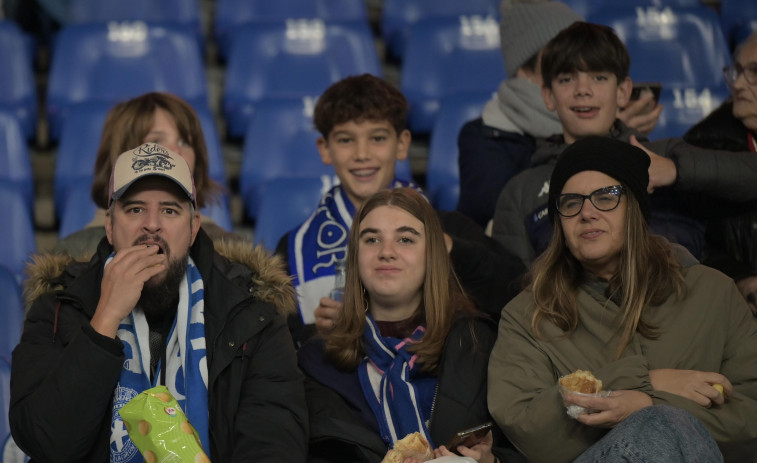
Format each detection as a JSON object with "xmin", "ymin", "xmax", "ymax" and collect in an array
[
  {"xmin": 491, "ymin": 21, "xmax": 757, "ymax": 268},
  {"xmin": 275, "ymin": 74, "xmax": 525, "ymax": 347}
]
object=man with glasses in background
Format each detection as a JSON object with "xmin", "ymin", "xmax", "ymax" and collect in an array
[{"xmin": 685, "ymin": 30, "xmax": 757, "ymax": 316}]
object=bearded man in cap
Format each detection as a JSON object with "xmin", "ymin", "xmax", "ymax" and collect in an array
[{"xmin": 9, "ymin": 143, "xmax": 307, "ymax": 462}]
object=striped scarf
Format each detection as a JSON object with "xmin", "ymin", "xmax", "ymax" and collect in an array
[
  {"xmin": 108, "ymin": 256, "xmax": 209, "ymax": 462},
  {"xmin": 358, "ymin": 315, "xmax": 437, "ymax": 447}
]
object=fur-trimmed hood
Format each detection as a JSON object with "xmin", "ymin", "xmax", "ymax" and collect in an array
[{"xmin": 23, "ymin": 238, "xmax": 297, "ymax": 317}]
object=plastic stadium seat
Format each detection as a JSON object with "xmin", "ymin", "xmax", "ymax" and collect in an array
[
  {"xmin": 588, "ymin": 6, "xmax": 730, "ymax": 89},
  {"xmin": 427, "ymin": 92, "xmax": 492, "ymax": 211},
  {"xmin": 253, "ymin": 176, "xmax": 333, "ymax": 252},
  {"xmin": 53, "ymin": 101, "xmax": 227, "ymax": 220},
  {"xmin": 0, "ymin": 181, "xmax": 36, "ymax": 281},
  {"xmin": 720, "ymin": 0, "xmax": 757, "ymax": 49},
  {"xmin": 0, "ymin": 20, "xmax": 37, "ymax": 140},
  {"xmin": 0, "ymin": 265, "xmax": 24, "ymax": 362},
  {"xmin": 381, "ymin": 0, "xmax": 499, "ymax": 60},
  {"xmin": 0, "ymin": 110, "xmax": 34, "ymax": 215},
  {"xmin": 238, "ymin": 96, "xmax": 413, "ymax": 220},
  {"xmin": 67, "ymin": 0, "xmax": 202, "ymax": 39},
  {"xmin": 213, "ymin": 0, "xmax": 369, "ymax": 60},
  {"xmin": 400, "ymin": 15, "xmax": 505, "ymax": 134},
  {"xmin": 646, "ymin": 86, "xmax": 729, "ymax": 140},
  {"xmin": 46, "ymin": 22, "xmax": 208, "ymax": 142},
  {"xmin": 222, "ymin": 19, "xmax": 381, "ymax": 138},
  {"xmin": 1, "ymin": 357, "xmax": 12, "ymax": 452}
]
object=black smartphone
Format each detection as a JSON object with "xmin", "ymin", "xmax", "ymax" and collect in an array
[
  {"xmin": 445, "ymin": 422, "xmax": 493, "ymax": 452},
  {"xmin": 630, "ymin": 82, "xmax": 662, "ymax": 103}
]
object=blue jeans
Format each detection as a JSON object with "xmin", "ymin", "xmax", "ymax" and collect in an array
[{"xmin": 574, "ymin": 405, "xmax": 723, "ymax": 463}]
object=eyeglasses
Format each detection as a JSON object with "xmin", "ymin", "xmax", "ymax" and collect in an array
[
  {"xmin": 556, "ymin": 185, "xmax": 625, "ymax": 217},
  {"xmin": 723, "ymin": 63, "xmax": 757, "ymax": 87}
]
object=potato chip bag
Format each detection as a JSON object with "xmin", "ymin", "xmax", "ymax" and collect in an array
[{"xmin": 119, "ymin": 385, "xmax": 211, "ymax": 463}]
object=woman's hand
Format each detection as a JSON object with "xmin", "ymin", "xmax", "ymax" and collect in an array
[
  {"xmin": 433, "ymin": 430, "xmax": 495, "ymax": 463},
  {"xmin": 565, "ymin": 390, "xmax": 653, "ymax": 428},
  {"xmin": 650, "ymin": 368, "xmax": 732, "ymax": 407},
  {"xmin": 314, "ymin": 297, "xmax": 343, "ymax": 336}
]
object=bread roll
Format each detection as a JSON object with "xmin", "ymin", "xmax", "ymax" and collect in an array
[
  {"xmin": 381, "ymin": 432, "xmax": 433, "ymax": 463},
  {"xmin": 559, "ymin": 369, "xmax": 603, "ymax": 394}
]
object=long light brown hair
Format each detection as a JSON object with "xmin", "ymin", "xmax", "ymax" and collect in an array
[
  {"xmin": 90, "ymin": 92, "xmax": 221, "ymax": 209},
  {"xmin": 528, "ymin": 186, "xmax": 686, "ymax": 359},
  {"xmin": 325, "ymin": 188, "xmax": 474, "ymax": 372}
]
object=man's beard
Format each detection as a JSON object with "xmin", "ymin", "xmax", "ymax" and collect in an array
[{"xmin": 139, "ymin": 252, "xmax": 189, "ymax": 323}]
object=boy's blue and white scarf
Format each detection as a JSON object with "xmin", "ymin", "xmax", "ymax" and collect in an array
[
  {"xmin": 358, "ymin": 315, "xmax": 437, "ymax": 447},
  {"xmin": 108, "ymin": 256, "xmax": 209, "ymax": 463},
  {"xmin": 288, "ymin": 180, "xmax": 422, "ymax": 324}
]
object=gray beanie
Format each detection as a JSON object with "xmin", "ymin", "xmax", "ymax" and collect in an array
[{"xmin": 500, "ymin": 0, "xmax": 584, "ymax": 77}]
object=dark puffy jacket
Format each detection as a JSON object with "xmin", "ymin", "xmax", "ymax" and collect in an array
[
  {"xmin": 684, "ymin": 100, "xmax": 757, "ymax": 280},
  {"xmin": 10, "ymin": 230, "xmax": 308, "ymax": 462},
  {"xmin": 457, "ymin": 117, "xmax": 536, "ymax": 228},
  {"xmin": 297, "ymin": 316, "xmax": 525, "ymax": 463}
]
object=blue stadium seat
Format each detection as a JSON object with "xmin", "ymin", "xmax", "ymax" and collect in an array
[
  {"xmin": 222, "ymin": 19, "xmax": 381, "ymax": 138},
  {"xmin": 400, "ymin": 15, "xmax": 505, "ymax": 134},
  {"xmin": 0, "ymin": 110, "xmax": 34, "ymax": 215},
  {"xmin": 0, "ymin": 181, "xmax": 36, "ymax": 282},
  {"xmin": 0, "ymin": 20, "xmax": 37, "ymax": 140},
  {"xmin": 67, "ymin": 0, "xmax": 202, "ymax": 40},
  {"xmin": 53, "ymin": 101, "xmax": 226, "ymax": 220},
  {"xmin": 254, "ymin": 176, "xmax": 332, "ymax": 252},
  {"xmin": 381, "ymin": 0, "xmax": 499, "ymax": 61},
  {"xmin": 1, "ymin": 357, "xmax": 12, "ymax": 453},
  {"xmin": 427, "ymin": 92, "xmax": 492, "ymax": 211},
  {"xmin": 720, "ymin": 0, "xmax": 757, "ymax": 49},
  {"xmin": 238, "ymin": 96, "xmax": 413, "ymax": 220},
  {"xmin": 213, "ymin": 0, "xmax": 369, "ymax": 60},
  {"xmin": 46, "ymin": 22, "xmax": 209, "ymax": 142},
  {"xmin": 646, "ymin": 85, "xmax": 729, "ymax": 140},
  {"xmin": 58, "ymin": 178, "xmax": 98, "ymax": 239},
  {"xmin": 0, "ymin": 265, "xmax": 24, "ymax": 362},
  {"xmin": 201, "ymin": 198, "xmax": 234, "ymax": 232},
  {"xmin": 588, "ymin": 6, "xmax": 730, "ymax": 89}
]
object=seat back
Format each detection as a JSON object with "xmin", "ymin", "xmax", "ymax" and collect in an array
[
  {"xmin": 67, "ymin": 0, "xmax": 202, "ymax": 36},
  {"xmin": 381, "ymin": 0, "xmax": 498, "ymax": 60},
  {"xmin": 47, "ymin": 22, "xmax": 208, "ymax": 141},
  {"xmin": 0, "ymin": 20, "xmax": 37, "ymax": 139},
  {"xmin": 254, "ymin": 176, "xmax": 334, "ymax": 252},
  {"xmin": 0, "ymin": 111, "xmax": 34, "ymax": 215},
  {"xmin": 589, "ymin": 6, "xmax": 730, "ymax": 89},
  {"xmin": 214, "ymin": 0, "xmax": 369, "ymax": 60},
  {"xmin": 720, "ymin": 0, "xmax": 757, "ymax": 49},
  {"xmin": 400, "ymin": 15, "xmax": 504, "ymax": 133},
  {"xmin": 0, "ymin": 181, "xmax": 36, "ymax": 281},
  {"xmin": 647, "ymin": 86, "xmax": 729, "ymax": 140},
  {"xmin": 427, "ymin": 92, "xmax": 491, "ymax": 211},
  {"xmin": 222, "ymin": 19, "xmax": 381, "ymax": 138},
  {"xmin": 0, "ymin": 265, "xmax": 23, "ymax": 362},
  {"xmin": 238, "ymin": 96, "xmax": 412, "ymax": 219}
]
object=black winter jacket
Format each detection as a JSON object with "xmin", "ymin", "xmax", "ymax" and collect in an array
[
  {"xmin": 684, "ymin": 100, "xmax": 757, "ymax": 280},
  {"xmin": 10, "ymin": 230, "xmax": 308, "ymax": 462},
  {"xmin": 296, "ymin": 316, "xmax": 525, "ymax": 463}
]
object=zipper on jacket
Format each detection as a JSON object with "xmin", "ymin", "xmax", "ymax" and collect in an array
[{"xmin": 426, "ymin": 383, "xmax": 439, "ymax": 429}]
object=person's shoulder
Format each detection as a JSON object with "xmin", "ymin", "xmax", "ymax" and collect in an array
[{"xmin": 211, "ymin": 239, "xmax": 297, "ymax": 318}]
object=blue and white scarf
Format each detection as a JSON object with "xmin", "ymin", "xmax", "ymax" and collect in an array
[
  {"xmin": 288, "ymin": 180, "xmax": 422, "ymax": 324},
  {"xmin": 358, "ymin": 315, "xmax": 437, "ymax": 447},
  {"xmin": 108, "ymin": 256, "xmax": 209, "ymax": 463}
]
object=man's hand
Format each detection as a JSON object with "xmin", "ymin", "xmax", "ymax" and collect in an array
[
  {"xmin": 650, "ymin": 368, "xmax": 732, "ymax": 407},
  {"xmin": 567, "ymin": 390, "xmax": 653, "ymax": 428},
  {"xmin": 90, "ymin": 244, "xmax": 166, "ymax": 338},
  {"xmin": 618, "ymin": 91, "xmax": 663, "ymax": 135},
  {"xmin": 314, "ymin": 297, "xmax": 343, "ymax": 336},
  {"xmin": 434, "ymin": 430, "xmax": 495, "ymax": 463},
  {"xmin": 629, "ymin": 135, "xmax": 677, "ymax": 193}
]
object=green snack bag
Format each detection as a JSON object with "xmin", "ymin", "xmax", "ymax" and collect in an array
[{"xmin": 119, "ymin": 385, "xmax": 211, "ymax": 463}]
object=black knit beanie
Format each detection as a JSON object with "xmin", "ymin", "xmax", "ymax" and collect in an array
[{"xmin": 548, "ymin": 136, "xmax": 651, "ymax": 223}]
